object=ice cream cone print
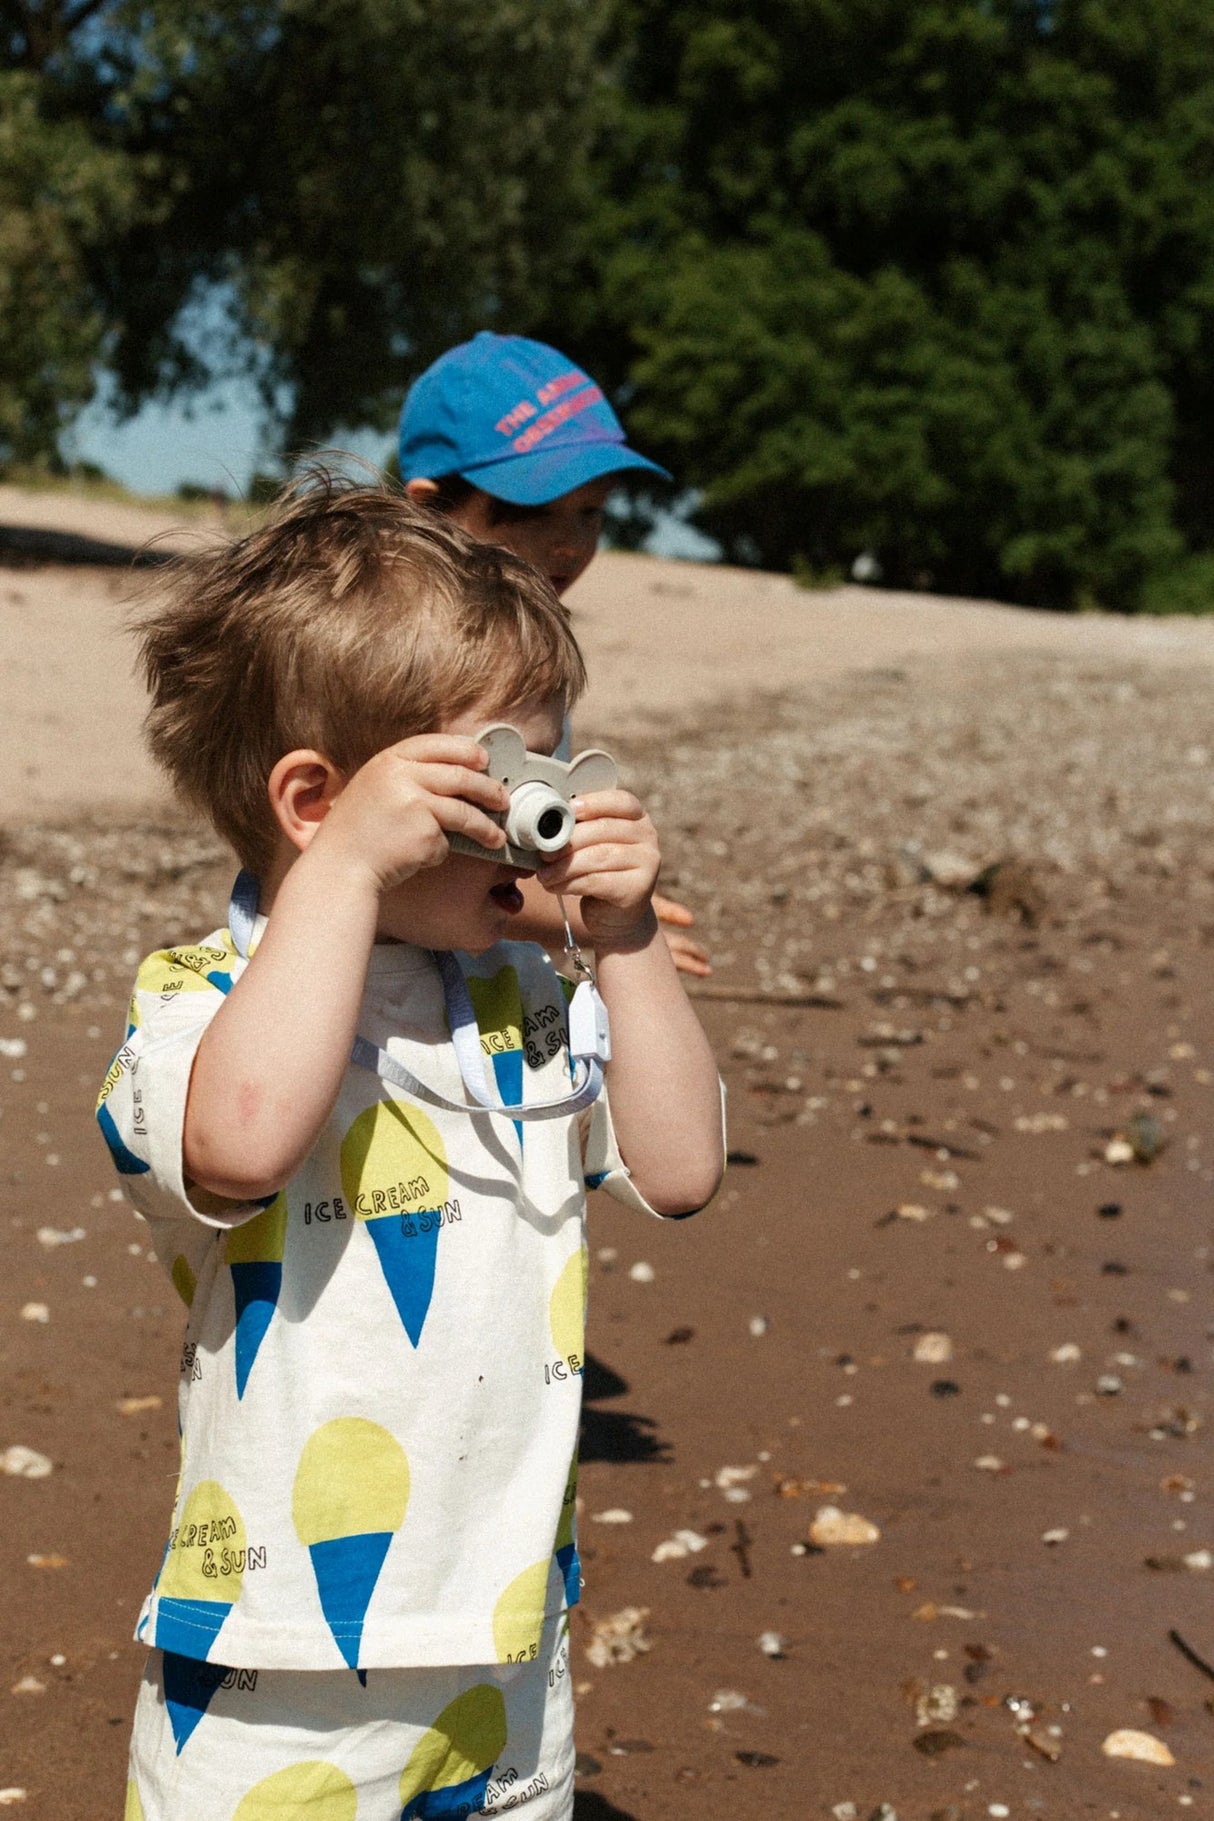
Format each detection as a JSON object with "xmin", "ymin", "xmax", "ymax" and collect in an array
[
  {"xmin": 554, "ymin": 1454, "xmax": 580, "ymax": 1607},
  {"xmin": 224, "ymin": 1196, "xmax": 287, "ymax": 1398},
  {"xmin": 398, "ymin": 1683, "xmax": 508, "ymax": 1820},
  {"xmin": 492, "ymin": 1559, "xmax": 551, "ymax": 1664},
  {"xmin": 292, "ymin": 1418, "xmax": 410, "ymax": 1671},
  {"xmin": 161, "ymin": 1650, "xmax": 231, "ymax": 1754},
  {"xmin": 170, "ymin": 1253, "xmax": 196, "ymax": 1307},
  {"xmin": 233, "ymin": 1761, "xmax": 357, "ymax": 1821},
  {"xmin": 154, "ymin": 1480, "xmax": 245, "ymax": 1663},
  {"xmin": 465, "ymin": 964, "xmax": 525, "ymax": 1142},
  {"xmin": 549, "ymin": 1246, "xmax": 588, "ymax": 1374},
  {"xmin": 341, "ymin": 1100, "xmax": 450, "ymax": 1347},
  {"xmin": 96, "ymin": 1095, "xmax": 150, "ymax": 1176}
]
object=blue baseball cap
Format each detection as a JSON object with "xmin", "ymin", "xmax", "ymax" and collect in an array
[{"xmin": 398, "ymin": 331, "xmax": 670, "ymax": 506}]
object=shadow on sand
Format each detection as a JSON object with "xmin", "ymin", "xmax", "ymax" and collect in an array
[
  {"xmin": 573, "ymin": 1792, "xmax": 641, "ymax": 1820},
  {"xmin": 579, "ymin": 1351, "xmax": 669, "ymax": 1465},
  {"xmin": 0, "ymin": 522, "xmax": 177, "ymax": 569}
]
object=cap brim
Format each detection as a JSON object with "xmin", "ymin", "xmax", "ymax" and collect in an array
[{"xmin": 459, "ymin": 442, "xmax": 670, "ymax": 506}]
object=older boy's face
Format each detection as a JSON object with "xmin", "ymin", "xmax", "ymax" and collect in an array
[
  {"xmin": 450, "ymin": 478, "xmax": 612, "ymax": 597},
  {"xmin": 376, "ymin": 694, "xmax": 566, "ymax": 952}
]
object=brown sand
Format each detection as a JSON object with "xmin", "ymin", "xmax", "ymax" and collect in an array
[{"xmin": 2, "ymin": 489, "xmax": 1214, "ymax": 1818}]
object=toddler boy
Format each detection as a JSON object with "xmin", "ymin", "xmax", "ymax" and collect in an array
[
  {"xmin": 98, "ymin": 479, "xmax": 723, "ymax": 1819},
  {"xmin": 399, "ymin": 331, "xmax": 710, "ymax": 977}
]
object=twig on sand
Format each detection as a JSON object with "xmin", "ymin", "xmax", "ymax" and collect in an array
[
  {"xmin": 1168, "ymin": 1628, "xmax": 1214, "ymax": 1681},
  {"xmin": 686, "ymin": 985, "xmax": 845, "ymax": 1008},
  {"xmin": 730, "ymin": 1520, "xmax": 754, "ymax": 1580}
]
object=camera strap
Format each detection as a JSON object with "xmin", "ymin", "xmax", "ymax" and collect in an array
[{"xmin": 227, "ymin": 872, "xmax": 609, "ymax": 1123}]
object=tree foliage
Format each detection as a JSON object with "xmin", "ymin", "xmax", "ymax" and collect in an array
[
  {"xmin": 1, "ymin": 0, "xmax": 601, "ymax": 457},
  {"xmin": 0, "ymin": 68, "xmax": 140, "ymax": 462},
  {"xmin": 553, "ymin": 0, "xmax": 1214, "ymax": 607}
]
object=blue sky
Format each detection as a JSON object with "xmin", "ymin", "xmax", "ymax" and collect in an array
[{"xmin": 64, "ymin": 371, "xmax": 391, "ymax": 498}]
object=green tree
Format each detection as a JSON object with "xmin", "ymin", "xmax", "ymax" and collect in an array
[
  {"xmin": 0, "ymin": 70, "xmax": 140, "ymax": 464},
  {"xmin": 556, "ymin": 0, "xmax": 1214, "ymax": 607},
  {"xmin": 1, "ymin": 0, "xmax": 601, "ymax": 460}
]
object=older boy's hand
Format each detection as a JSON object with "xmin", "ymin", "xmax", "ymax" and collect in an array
[
  {"xmin": 653, "ymin": 892, "xmax": 713, "ymax": 978},
  {"xmin": 535, "ymin": 788, "xmax": 662, "ymax": 951},
  {"xmin": 315, "ymin": 735, "xmax": 509, "ymax": 891}
]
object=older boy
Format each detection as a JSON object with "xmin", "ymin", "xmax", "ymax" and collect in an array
[
  {"xmin": 399, "ymin": 331, "xmax": 711, "ymax": 977},
  {"xmin": 98, "ymin": 480, "xmax": 722, "ymax": 1819}
]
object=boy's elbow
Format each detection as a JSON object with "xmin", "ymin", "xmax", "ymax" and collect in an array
[
  {"xmin": 184, "ymin": 1128, "xmax": 292, "ymax": 1205},
  {"xmin": 646, "ymin": 1150, "xmax": 726, "ymax": 1220}
]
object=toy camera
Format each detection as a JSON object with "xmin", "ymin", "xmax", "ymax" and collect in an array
[{"xmin": 448, "ymin": 723, "xmax": 618, "ymax": 870}]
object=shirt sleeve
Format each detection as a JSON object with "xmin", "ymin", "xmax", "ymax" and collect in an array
[
  {"xmin": 95, "ymin": 941, "xmax": 268, "ymax": 1230},
  {"xmin": 578, "ymin": 1078, "xmax": 726, "ymax": 1219}
]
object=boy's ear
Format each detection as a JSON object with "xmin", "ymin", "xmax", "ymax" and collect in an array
[
  {"xmin": 403, "ymin": 477, "xmax": 440, "ymax": 505},
  {"xmin": 268, "ymin": 750, "xmax": 346, "ymax": 852}
]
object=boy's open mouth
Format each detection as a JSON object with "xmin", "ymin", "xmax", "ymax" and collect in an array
[{"xmin": 488, "ymin": 879, "xmax": 525, "ymax": 914}]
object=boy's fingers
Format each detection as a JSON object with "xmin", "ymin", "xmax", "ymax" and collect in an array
[
  {"xmin": 564, "ymin": 816, "xmax": 655, "ymax": 851},
  {"xmin": 572, "ymin": 790, "xmax": 645, "ymax": 821},
  {"xmin": 432, "ymin": 795, "xmax": 507, "ymax": 846},
  {"xmin": 410, "ymin": 763, "xmax": 509, "ymax": 810},
  {"xmin": 388, "ymin": 733, "xmax": 491, "ymax": 769},
  {"xmin": 540, "ymin": 847, "xmax": 650, "ymax": 892},
  {"xmin": 653, "ymin": 893, "xmax": 695, "ymax": 927},
  {"xmin": 665, "ymin": 931, "xmax": 713, "ymax": 976}
]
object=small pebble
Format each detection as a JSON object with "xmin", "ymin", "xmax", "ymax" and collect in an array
[
  {"xmin": 748, "ymin": 1314, "xmax": 770, "ymax": 1337},
  {"xmin": 628, "ymin": 1261, "xmax": 655, "ymax": 1283},
  {"xmin": 651, "ymin": 1529, "xmax": 707, "ymax": 1563},
  {"xmin": 810, "ymin": 1505, "xmax": 880, "ymax": 1547},
  {"xmin": 590, "ymin": 1508, "xmax": 632, "ymax": 1525},
  {"xmin": 0, "ymin": 1446, "xmax": 52, "ymax": 1480},
  {"xmin": 708, "ymin": 1688, "xmax": 755, "ymax": 1713},
  {"xmin": 1101, "ymin": 1728, "xmax": 1175, "ymax": 1765},
  {"xmin": 36, "ymin": 1225, "xmax": 86, "ymax": 1248},
  {"xmin": 19, "ymin": 1304, "xmax": 49, "ymax": 1324},
  {"xmin": 757, "ymin": 1630, "xmax": 786, "ymax": 1658}
]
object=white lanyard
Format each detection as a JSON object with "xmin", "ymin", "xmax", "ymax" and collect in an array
[{"xmin": 227, "ymin": 873, "xmax": 609, "ymax": 1122}]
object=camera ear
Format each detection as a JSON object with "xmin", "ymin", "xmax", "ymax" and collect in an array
[
  {"xmin": 565, "ymin": 749, "xmax": 618, "ymax": 797},
  {"xmin": 475, "ymin": 724, "xmax": 528, "ymax": 783}
]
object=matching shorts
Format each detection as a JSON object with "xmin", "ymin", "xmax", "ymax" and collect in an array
[{"xmin": 125, "ymin": 1615, "xmax": 574, "ymax": 1821}]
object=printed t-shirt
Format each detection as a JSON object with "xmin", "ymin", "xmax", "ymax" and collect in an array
[{"xmin": 96, "ymin": 925, "xmax": 657, "ymax": 1672}]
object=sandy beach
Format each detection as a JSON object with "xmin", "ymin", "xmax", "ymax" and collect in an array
[{"xmin": 2, "ymin": 486, "xmax": 1214, "ymax": 1819}]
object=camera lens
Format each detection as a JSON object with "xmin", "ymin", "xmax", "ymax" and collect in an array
[{"xmin": 505, "ymin": 782, "xmax": 575, "ymax": 855}]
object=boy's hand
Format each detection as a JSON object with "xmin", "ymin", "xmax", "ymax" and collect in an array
[
  {"xmin": 313, "ymin": 735, "xmax": 509, "ymax": 890},
  {"xmin": 535, "ymin": 788, "xmax": 663, "ymax": 951},
  {"xmin": 653, "ymin": 892, "xmax": 713, "ymax": 978}
]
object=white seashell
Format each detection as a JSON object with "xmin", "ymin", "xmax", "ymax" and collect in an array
[
  {"xmin": 810, "ymin": 1505, "xmax": 880, "ymax": 1547},
  {"xmin": 0, "ymin": 1446, "xmax": 52, "ymax": 1479},
  {"xmin": 1101, "ymin": 1729, "xmax": 1175, "ymax": 1766}
]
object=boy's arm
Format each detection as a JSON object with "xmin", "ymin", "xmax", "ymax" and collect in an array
[
  {"xmin": 537, "ymin": 792, "xmax": 724, "ymax": 1216},
  {"xmin": 184, "ymin": 736, "xmax": 509, "ymax": 1200}
]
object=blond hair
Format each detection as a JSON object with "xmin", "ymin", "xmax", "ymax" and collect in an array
[{"xmin": 133, "ymin": 473, "xmax": 586, "ymax": 871}]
